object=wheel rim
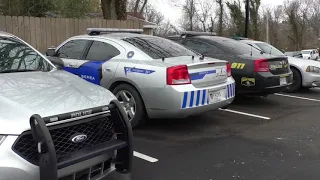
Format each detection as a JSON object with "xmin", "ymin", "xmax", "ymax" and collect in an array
[{"xmin": 115, "ymin": 90, "xmax": 136, "ymax": 121}]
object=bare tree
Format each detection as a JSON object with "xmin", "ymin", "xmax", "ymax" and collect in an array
[
  {"xmin": 197, "ymin": 0, "xmax": 213, "ymax": 31},
  {"xmin": 139, "ymin": 0, "xmax": 148, "ymax": 14},
  {"xmin": 181, "ymin": 0, "xmax": 197, "ymax": 31},
  {"xmin": 144, "ymin": 4, "xmax": 165, "ymax": 25}
]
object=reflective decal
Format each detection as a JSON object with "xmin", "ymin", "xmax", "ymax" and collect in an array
[
  {"xmin": 127, "ymin": 51, "xmax": 135, "ymax": 59},
  {"xmin": 241, "ymin": 77, "xmax": 255, "ymax": 87},
  {"xmin": 189, "ymin": 70, "xmax": 216, "ymax": 80},
  {"xmin": 124, "ymin": 67, "xmax": 155, "ymax": 76},
  {"xmin": 231, "ymin": 62, "xmax": 246, "ymax": 69}
]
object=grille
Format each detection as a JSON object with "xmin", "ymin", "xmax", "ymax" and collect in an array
[{"xmin": 13, "ymin": 116, "xmax": 115, "ymax": 165}]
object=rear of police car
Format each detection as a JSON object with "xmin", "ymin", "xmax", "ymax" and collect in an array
[{"xmin": 121, "ymin": 35, "xmax": 236, "ymax": 118}]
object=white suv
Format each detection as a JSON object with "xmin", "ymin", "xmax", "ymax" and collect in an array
[{"xmin": 301, "ymin": 49, "xmax": 319, "ymax": 60}]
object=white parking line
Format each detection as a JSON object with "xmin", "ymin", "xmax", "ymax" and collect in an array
[
  {"xmin": 274, "ymin": 93, "xmax": 320, "ymax": 102},
  {"xmin": 133, "ymin": 151, "xmax": 159, "ymax": 163},
  {"xmin": 219, "ymin": 108, "xmax": 271, "ymax": 120}
]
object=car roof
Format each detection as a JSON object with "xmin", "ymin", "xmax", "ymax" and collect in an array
[
  {"xmin": 302, "ymin": 49, "xmax": 315, "ymax": 51},
  {"xmin": 240, "ymin": 39, "xmax": 265, "ymax": 44},
  {"xmin": 0, "ymin": 31, "xmax": 16, "ymax": 37}
]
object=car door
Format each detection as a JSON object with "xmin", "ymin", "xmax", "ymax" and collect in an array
[
  {"xmin": 77, "ymin": 40, "xmax": 125, "ymax": 86},
  {"xmin": 55, "ymin": 39, "xmax": 90, "ymax": 76}
]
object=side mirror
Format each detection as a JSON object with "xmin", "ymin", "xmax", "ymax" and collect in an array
[
  {"xmin": 47, "ymin": 56, "xmax": 64, "ymax": 69},
  {"xmin": 46, "ymin": 47, "xmax": 56, "ymax": 57},
  {"xmin": 281, "ymin": 49, "xmax": 285, "ymax": 53}
]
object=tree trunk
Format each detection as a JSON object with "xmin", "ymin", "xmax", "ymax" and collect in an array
[
  {"xmin": 217, "ymin": 0, "xmax": 223, "ymax": 36},
  {"xmin": 134, "ymin": 0, "xmax": 140, "ymax": 13},
  {"xmin": 101, "ymin": 0, "xmax": 117, "ymax": 19},
  {"xmin": 139, "ymin": 0, "xmax": 148, "ymax": 14}
]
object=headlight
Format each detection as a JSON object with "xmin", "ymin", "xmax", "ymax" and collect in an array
[
  {"xmin": 0, "ymin": 135, "xmax": 6, "ymax": 146},
  {"xmin": 306, "ymin": 66, "xmax": 320, "ymax": 73}
]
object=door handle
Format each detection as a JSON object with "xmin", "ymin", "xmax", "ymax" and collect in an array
[{"xmin": 104, "ymin": 67, "xmax": 112, "ymax": 72}]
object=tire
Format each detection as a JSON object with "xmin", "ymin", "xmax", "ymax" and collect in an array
[
  {"xmin": 112, "ymin": 84, "xmax": 147, "ymax": 128},
  {"xmin": 286, "ymin": 67, "xmax": 301, "ymax": 93}
]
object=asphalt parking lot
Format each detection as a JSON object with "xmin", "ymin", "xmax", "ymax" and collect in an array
[{"xmin": 111, "ymin": 88, "xmax": 320, "ymax": 180}]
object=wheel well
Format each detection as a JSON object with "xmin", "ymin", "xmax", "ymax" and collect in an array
[
  {"xmin": 109, "ymin": 81, "xmax": 147, "ymax": 110},
  {"xmin": 290, "ymin": 66, "xmax": 302, "ymax": 83}
]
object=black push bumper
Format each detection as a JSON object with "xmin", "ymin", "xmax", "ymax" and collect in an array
[{"xmin": 29, "ymin": 100, "xmax": 133, "ymax": 180}]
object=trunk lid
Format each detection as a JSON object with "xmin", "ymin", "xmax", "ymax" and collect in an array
[
  {"xmin": 162, "ymin": 56, "xmax": 228, "ymax": 88},
  {"xmin": 266, "ymin": 57, "xmax": 290, "ymax": 75}
]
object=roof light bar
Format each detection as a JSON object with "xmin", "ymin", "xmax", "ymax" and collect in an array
[
  {"xmin": 87, "ymin": 28, "xmax": 143, "ymax": 35},
  {"xmin": 180, "ymin": 31, "xmax": 217, "ymax": 36}
]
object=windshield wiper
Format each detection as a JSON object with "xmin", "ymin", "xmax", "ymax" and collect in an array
[{"xmin": 0, "ymin": 69, "xmax": 40, "ymax": 73}]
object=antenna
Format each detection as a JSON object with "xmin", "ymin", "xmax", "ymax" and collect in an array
[{"xmin": 250, "ymin": 45, "xmax": 253, "ymax": 56}]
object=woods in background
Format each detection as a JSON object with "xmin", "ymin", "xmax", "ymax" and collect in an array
[{"xmin": 0, "ymin": 0, "xmax": 318, "ymax": 51}]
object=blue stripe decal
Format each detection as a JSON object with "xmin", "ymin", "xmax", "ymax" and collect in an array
[
  {"xmin": 189, "ymin": 91, "xmax": 195, "ymax": 107},
  {"xmin": 63, "ymin": 60, "xmax": 106, "ymax": 85},
  {"xmin": 182, "ymin": 92, "xmax": 188, "ymax": 108},
  {"xmin": 190, "ymin": 70, "xmax": 216, "ymax": 80},
  {"xmin": 196, "ymin": 90, "xmax": 201, "ymax": 106},
  {"xmin": 124, "ymin": 67, "xmax": 155, "ymax": 76},
  {"xmin": 202, "ymin": 90, "xmax": 206, "ymax": 105}
]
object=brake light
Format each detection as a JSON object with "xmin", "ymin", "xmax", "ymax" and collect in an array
[
  {"xmin": 254, "ymin": 59, "xmax": 269, "ymax": 72},
  {"xmin": 167, "ymin": 65, "xmax": 191, "ymax": 85},
  {"xmin": 226, "ymin": 62, "xmax": 231, "ymax": 77}
]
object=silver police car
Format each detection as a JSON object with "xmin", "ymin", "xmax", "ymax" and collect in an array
[
  {"xmin": 0, "ymin": 31, "xmax": 132, "ymax": 180},
  {"xmin": 46, "ymin": 28, "xmax": 236, "ymax": 128}
]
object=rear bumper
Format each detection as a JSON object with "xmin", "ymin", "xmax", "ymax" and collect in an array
[
  {"xmin": 237, "ymin": 71, "xmax": 293, "ymax": 95},
  {"xmin": 302, "ymin": 72, "xmax": 320, "ymax": 87},
  {"xmin": 145, "ymin": 77, "xmax": 235, "ymax": 119}
]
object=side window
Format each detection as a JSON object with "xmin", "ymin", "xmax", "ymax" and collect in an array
[
  {"xmin": 57, "ymin": 40, "xmax": 88, "ymax": 59},
  {"xmin": 86, "ymin": 41, "xmax": 120, "ymax": 61},
  {"xmin": 185, "ymin": 40, "xmax": 208, "ymax": 54}
]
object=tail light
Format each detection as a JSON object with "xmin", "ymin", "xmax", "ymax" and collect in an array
[
  {"xmin": 254, "ymin": 59, "xmax": 269, "ymax": 72},
  {"xmin": 167, "ymin": 65, "xmax": 191, "ymax": 85},
  {"xmin": 226, "ymin": 62, "xmax": 231, "ymax": 77}
]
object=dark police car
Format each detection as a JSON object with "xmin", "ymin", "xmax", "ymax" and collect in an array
[{"xmin": 168, "ymin": 32, "xmax": 293, "ymax": 96}]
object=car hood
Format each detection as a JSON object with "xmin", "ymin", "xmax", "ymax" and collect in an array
[
  {"xmin": 288, "ymin": 56, "xmax": 320, "ymax": 67},
  {"xmin": 0, "ymin": 70, "xmax": 117, "ymax": 135}
]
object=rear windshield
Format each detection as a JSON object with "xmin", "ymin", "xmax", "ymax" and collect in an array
[
  {"xmin": 206, "ymin": 37, "xmax": 262, "ymax": 55},
  {"xmin": 255, "ymin": 42, "xmax": 284, "ymax": 56},
  {"xmin": 123, "ymin": 36, "xmax": 198, "ymax": 59}
]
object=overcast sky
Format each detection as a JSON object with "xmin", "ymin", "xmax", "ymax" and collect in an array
[{"xmin": 151, "ymin": 0, "xmax": 285, "ymax": 24}]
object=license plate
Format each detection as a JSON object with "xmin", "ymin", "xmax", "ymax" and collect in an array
[
  {"xmin": 208, "ymin": 89, "xmax": 225, "ymax": 103},
  {"xmin": 280, "ymin": 77, "xmax": 287, "ymax": 85}
]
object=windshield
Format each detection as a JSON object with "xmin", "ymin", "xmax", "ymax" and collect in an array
[
  {"xmin": 301, "ymin": 50, "xmax": 311, "ymax": 54},
  {"xmin": 0, "ymin": 37, "xmax": 53, "ymax": 73},
  {"xmin": 255, "ymin": 42, "xmax": 284, "ymax": 56},
  {"xmin": 123, "ymin": 36, "xmax": 198, "ymax": 59}
]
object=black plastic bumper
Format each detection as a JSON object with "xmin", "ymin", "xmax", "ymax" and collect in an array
[{"xmin": 29, "ymin": 99, "xmax": 133, "ymax": 180}]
